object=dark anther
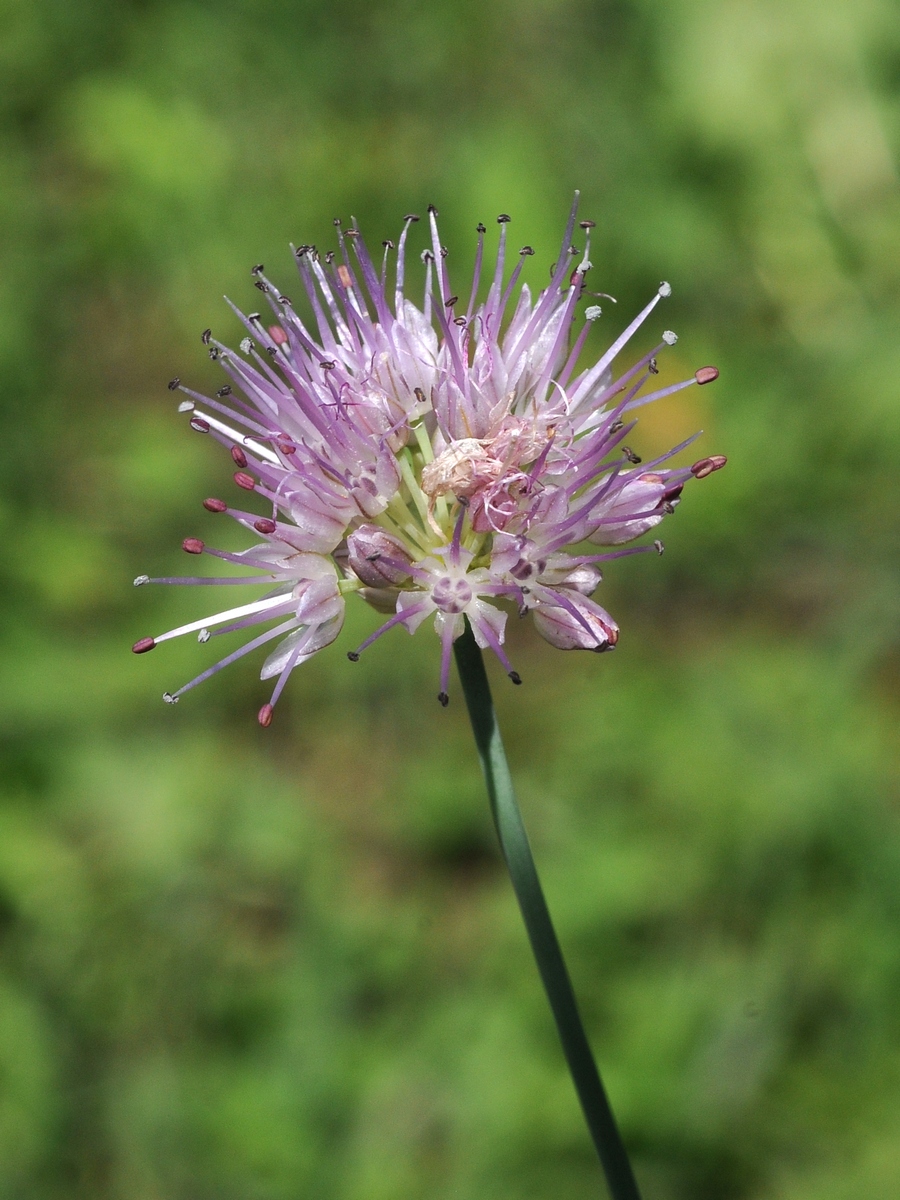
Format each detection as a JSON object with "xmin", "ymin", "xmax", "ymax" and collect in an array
[
  {"xmin": 254, "ymin": 518, "xmax": 277, "ymax": 534},
  {"xmin": 437, "ymin": 692, "xmax": 449, "ymax": 707},
  {"xmin": 654, "ymin": 539, "xmax": 664, "ymax": 555},
  {"xmin": 344, "ymin": 229, "xmax": 359, "ymax": 239},
  {"xmin": 404, "ymin": 213, "xmax": 420, "ymax": 223},
  {"xmin": 648, "ymin": 357, "xmax": 659, "ymax": 375},
  {"xmin": 320, "ymin": 360, "xmax": 336, "ymax": 370},
  {"xmin": 234, "ymin": 472, "xmax": 256, "ymax": 490},
  {"xmin": 497, "ymin": 213, "xmax": 511, "ymax": 223},
  {"xmin": 333, "ymin": 217, "xmax": 342, "ymax": 226},
  {"xmin": 231, "ymin": 445, "xmax": 248, "ymax": 467},
  {"xmin": 265, "ymin": 345, "xmax": 278, "ymax": 356},
  {"xmin": 347, "ymin": 650, "xmax": 360, "ymax": 662},
  {"xmin": 509, "ymin": 671, "xmax": 523, "ymax": 686},
  {"xmin": 216, "ymin": 385, "xmax": 232, "ymax": 397},
  {"xmin": 695, "ymin": 365, "xmax": 719, "ymax": 385},
  {"xmin": 476, "ymin": 222, "xmax": 486, "ymax": 233},
  {"xmin": 579, "ymin": 219, "xmax": 597, "ymax": 229},
  {"xmin": 247, "ymin": 312, "xmax": 261, "ymax": 322},
  {"xmin": 610, "ymin": 419, "xmax": 624, "ymax": 433},
  {"xmin": 519, "ymin": 246, "xmax": 535, "ymax": 256},
  {"xmin": 254, "ymin": 280, "xmax": 269, "ymax": 292},
  {"xmin": 440, "ymin": 246, "xmax": 448, "ymax": 258},
  {"xmin": 427, "ymin": 203, "xmax": 438, "ymax": 214},
  {"xmin": 662, "ymin": 501, "xmax": 675, "ymax": 515},
  {"xmin": 203, "ymin": 498, "xmax": 227, "ymax": 512},
  {"xmin": 382, "ymin": 239, "xmax": 394, "ymax": 249},
  {"xmin": 622, "ymin": 446, "xmax": 642, "ymax": 464},
  {"xmin": 414, "ymin": 387, "xmax": 426, "ymax": 402},
  {"xmin": 295, "ymin": 245, "xmax": 309, "ymax": 258},
  {"xmin": 201, "ymin": 328, "xmax": 212, "ymax": 344},
  {"xmin": 189, "ymin": 417, "xmax": 210, "ymax": 432},
  {"xmin": 324, "ymin": 251, "xmax": 335, "ymax": 264},
  {"xmin": 251, "ymin": 264, "xmax": 265, "ymax": 275},
  {"xmin": 455, "ymin": 494, "xmax": 471, "ymax": 507},
  {"xmin": 663, "ymin": 484, "xmax": 684, "ymax": 502},
  {"xmin": 132, "ymin": 637, "xmax": 156, "ymax": 654},
  {"xmin": 445, "ymin": 295, "xmax": 458, "ymax": 307},
  {"xmin": 278, "ymin": 294, "xmax": 292, "ymax": 305},
  {"xmin": 454, "ymin": 316, "xmax": 467, "ymax": 326},
  {"xmin": 167, "ymin": 377, "xmax": 180, "ymax": 390}
]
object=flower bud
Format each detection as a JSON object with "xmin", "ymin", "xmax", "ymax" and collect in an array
[{"xmin": 347, "ymin": 525, "xmax": 414, "ymax": 587}]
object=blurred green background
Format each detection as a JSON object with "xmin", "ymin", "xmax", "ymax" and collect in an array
[{"xmin": 2, "ymin": 0, "xmax": 899, "ymax": 1196}]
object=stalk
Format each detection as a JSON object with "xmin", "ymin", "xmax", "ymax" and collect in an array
[{"xmin": 453, "ymin": 624, "xmax": 642, "ymax": 1200}]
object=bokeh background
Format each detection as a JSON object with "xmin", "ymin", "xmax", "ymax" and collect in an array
[{"xmin": 2, "ymin": 0, "xmax": 900, "ymax": 1196}]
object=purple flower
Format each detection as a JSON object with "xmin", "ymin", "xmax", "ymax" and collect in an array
[{"xmin": 133, "ymin": 196, "xmax": 725, "ymax": 723}]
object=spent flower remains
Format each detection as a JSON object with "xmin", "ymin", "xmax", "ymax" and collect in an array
[{"xmin": 133, "ymin": 198, "xmax": 725, "ymax": 724}]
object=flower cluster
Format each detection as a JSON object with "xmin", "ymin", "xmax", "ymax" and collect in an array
[{"xmin": 133, "ymin": 197, "xmax": 724, "ymax": 724}]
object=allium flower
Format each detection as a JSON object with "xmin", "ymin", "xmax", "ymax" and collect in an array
[{"xmin": 133, "ymin": 197, "xmax": 725, "ymax": 724}]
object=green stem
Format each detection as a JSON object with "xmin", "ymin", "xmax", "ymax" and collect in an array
[{"xmin": 453, "ymin": 625, "xmax": 642, "ymax": 1200}]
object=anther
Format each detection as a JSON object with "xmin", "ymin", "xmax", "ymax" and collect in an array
[
  {"xmin": 216, "ymin": 385, "xmax": 232, "ymax": 397},
  {"xmin": 270, "ymin": 325, "xmax": 288, "ymax": 345},
  {"xmin": 178, "ymin": 400, "xmax": 194, "ymax": 413},
  {"xmin": 324, "ymin": 251, "xmax": 335, "ymax": 265},
  {"xmin": 454, "ymin": 316, "xmax": 467, "ymax": 326},
  {"xmin": 208, "ymin": 346, "xmax": 219, "ymax": 360},
  {"xmin": 585, "ymin": 305, "xmax": 602, "ymax": 321},
  {"xmin": 622, "ymin": 446, "xmax": 642, "ymax": 464},
  {"xmin": 132, "ymin": 637, "xmax": 156, "ymax": 654},
  {"xmin": 662, "ymin": 330, "xmax": 677, "ymax": 345},
  {"xmin": 203, "ymin": 498, "xmax": 227, "ymax": 512},
  {"xmin": 437, "ymin": 691, "xmax": 449, "ymax": 707},
  {"xmin": 337, "ymin": 265, "xmax": 352, "ymax": 288},
  {"xmin": 234, "ymin": 472, "xmax": 256, "ymax": 490},
  {"xmin": 508, "ymin": 671, "xmax": 522, "ymax": 686},
  {"xmin": 382, "ymin": 239, "xmax": 394, "ymax": 249},
  {"xmin": 404, "ymin": 213, "xmax": 420, "ymax": 223},
  {"xmin": 658, "ymin": 281, "xmax": 672, "ymax": 297},
  {"xmin": 189, "ymin": 417, "xmax": 210, "ymax": 432},
  {"xmin": 414, "ymin": 387, "xmax": 426, "ymax": 403},
  {"xmin": 695, "ymin": 365, "xmax": 719, "ymax": 385},
  {"xmin": 247, "ymin": 312, "xmax": 261, "ymax": 322},
  {"xmin": 690, "ymin": 454, "xmax": 727, "ymax": 478},
  {"xmin": 240, "ymin": 337, "xmax": 254, "ymax": 353},
  {"xmin": 258, "ymin": 704, "xmax": 274, "ymax": 727},
  {"xmin": 162, "ymin": 692, "xmax": 178, "ymax": 704},
  {"xmin": 610, "ymin": 419, "xmax": 624, "ymax": 433},
  {"xmin": 654, "ymin": 539, "xmax": 665, "ymax": 555},
  {"xmin": 347, "ymin": 651, "xmax": 360, "ymax": 662},
  {"xmin": 320, "ymin": 360, "xmax": 336, "ymax": 370},
  {"xmin": 519, "ymin": 246, "xmax": 534, "ymax": 256},
  {"xmin": 648, "ymin": 357, "xmax": 659, "ymax": 374},
  {"xmin": 168, "ymin": 377, "xmax": 180, "ymax": 390},
  {"xmin": 133, "ymin": 575, "xmax": 150, "ymax": 587},
  {"xmin": 198, "ymin": 629, "xmax": 211, "ymax": 643},
  {"xmin": 231, "ymin": 445, "xmax": 248, "ymax": 467},
  {"xmin": 254, "ymin": 280, "xmax": 269, "ymax": 293},
  {"xmin": 251, "ymin": 264, "xmax": 264, "ymax": 275},
  {"xmin": 254, "ymin": 518, "xmax": 277, "ymax": 534},
  {"xmin": 201, "ymin": 328, "xmax": 212, "ymax": 344},
  {"xmin": 444, "ymin": 295, "xmax": 458, "ymax": 307},
  {"xmin": 497, "ymin": 214, "xmax": 511, "ymax": 223},
  {"xmin": 182, "ymin": 538, "xmax": 204, "ymax": 554},
  {"xmin": 579, "ymin": 219, "xmax": 596, "ymax": 229},
  {"xmin": 476, "ymin": 222, "xmax": 486, "ymax": 233},
  {"xmin": 427, "ymin": 203, "xmax": 438, "ymax": 215}
]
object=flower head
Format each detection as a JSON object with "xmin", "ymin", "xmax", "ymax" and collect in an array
[{"xmin": 133, "ymin": 196, "xmax": 725, "ymax": 723}]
